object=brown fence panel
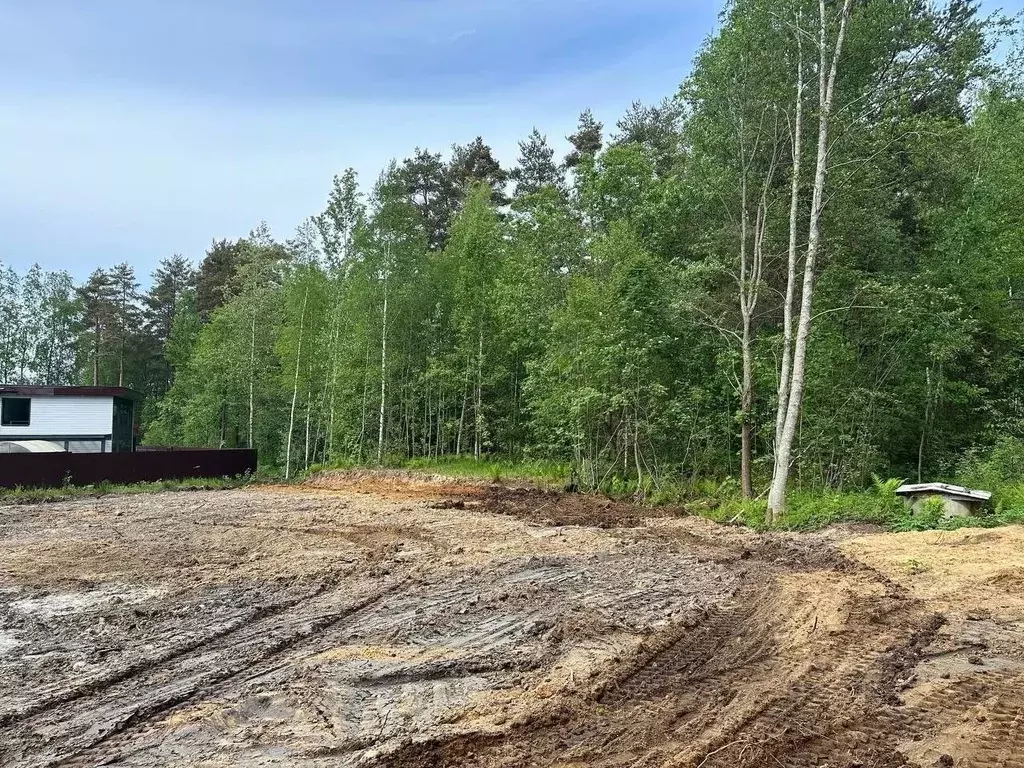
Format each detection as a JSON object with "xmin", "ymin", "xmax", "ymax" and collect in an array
[{"xmin": 0, "ymin": 449, "xmax": 257, "ymax": 490}]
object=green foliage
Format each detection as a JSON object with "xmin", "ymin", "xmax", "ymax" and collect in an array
[{"xmin": 3, "ymin": 0, "xmax": 1022, "ymax": 515}]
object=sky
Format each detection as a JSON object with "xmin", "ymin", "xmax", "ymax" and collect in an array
[{"xmin": 0, "ymin": 0, "xmax": 1021, "ymax": 281}]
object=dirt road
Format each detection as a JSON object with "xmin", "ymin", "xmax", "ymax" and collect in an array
[{"xmin": 1, "ymin": 471, "xmax": 1021, "ymax": 767}]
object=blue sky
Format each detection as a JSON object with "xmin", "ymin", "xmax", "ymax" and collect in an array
[{"xmin": 0, "ymin": 1, "xmax": 1020, "ymax": 281}]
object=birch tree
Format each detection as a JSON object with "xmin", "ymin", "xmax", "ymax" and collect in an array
[
  {"xmin": 768, "ymin": 0, "xmax": 855, "ymax": 520},
  {"xmin": 682, "ymin": 0, "xmax": 790, "ymax": 498}
]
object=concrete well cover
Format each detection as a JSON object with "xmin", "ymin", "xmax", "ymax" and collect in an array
[{"xmin": 895, "ymin": 482, "xmax": 992, "ymax": 502}]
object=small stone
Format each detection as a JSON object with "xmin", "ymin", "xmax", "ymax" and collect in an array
[
  {"xmin": 936, "ymin": 756, "xmax": 954, "ymax": 768},
  {"xmin": 967, "ymin": 656, "xmax": 984, "ymax": 666}
]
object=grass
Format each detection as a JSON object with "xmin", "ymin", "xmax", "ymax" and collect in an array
[
  {"xmin": 313, "ymin": 456, "xmax": 1024, "ymax": 534},
  {"xmin": 17, "ymin": 451, "xmax": 1019, "ymax": 536},
  {"xmin": 688, "ymin": 485, "xmax": 1024, "ymax": 533},
  {"xmin": 0, "ymin": 474, "xmax": 255, "ymax": 504}
]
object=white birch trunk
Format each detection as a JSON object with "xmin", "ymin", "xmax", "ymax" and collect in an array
[
  {"xmin": 304, "ymin": 380, "xmax": 312, "ymax": 471},
  {"xmin": 775, "ymin": 27, "xmax": 805, "ymax": 461},
  {"xmin": 475, "ymin": 322, "xmax": 483, "ymax": 460},
  {"xmin": 325, "ymin": 305, "xmax": 340, "ymax": 462},
  {"xmin": 285, "ymin": 287, "xmax": 308, "ymax": 480},
  {"xmin": 768, "ymin": 0, "xmax": 854, "ymax": 521},
  {"xmin": 376, "ymin": 260, "xmax": 389, "ymax": 463},
  {"xmin": 738, "ymin": 169, "xmax": 754, "ymax": 499},
  {"xmin": 248, "ymin": 309, "xmax": 256, "ymax": 450}
]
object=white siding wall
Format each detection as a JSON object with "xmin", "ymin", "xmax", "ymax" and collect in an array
[{"xmin": 0, "ymin": 396, "xmax": 114, "ymax": 437}]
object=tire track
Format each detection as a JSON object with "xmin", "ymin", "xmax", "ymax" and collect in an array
[{"xmin": 0, "ymin": 576, "xmax": 407, "ymax": 768}]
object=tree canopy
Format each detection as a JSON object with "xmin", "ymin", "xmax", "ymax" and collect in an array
[{"xmin": 3, "ymin": 0, "xmax": 1022, "ymax": 504}]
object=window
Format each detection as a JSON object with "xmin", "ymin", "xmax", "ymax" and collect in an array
[{"xmin": 1, "ymin": 397, "xmax": 31, "ymax": 427}]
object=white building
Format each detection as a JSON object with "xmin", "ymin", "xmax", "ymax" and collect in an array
[{"xmin": 0, "ymin": 386, "xmax": 139, "ymax": 453}]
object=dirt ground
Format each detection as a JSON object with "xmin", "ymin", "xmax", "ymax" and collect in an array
[{"xmin": 0, "ymin": 471, "xmax": 1021, "ymax": 768}]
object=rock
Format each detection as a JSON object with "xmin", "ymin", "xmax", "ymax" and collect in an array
[{"xmin": 935, "ymin": 756, "xmax": 954, "ymax": 767}]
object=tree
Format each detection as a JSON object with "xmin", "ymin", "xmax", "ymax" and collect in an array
[
  {"xmin": 527, "ymin": 223, "xmax": 675, "ymax": 490},
  {"xmin": 196, "ymin": 239, "xmax": 245, "ymax": 320},
  {"xmin": 612, "ymin": 99, "xmax": 684, "ymax": 177},
  {"xmin": 317, "ymin": 168, "xmax": 365, "ymax": 269},
  {"xmin": 450, "ymin": 137, "xmax": 509, "ymax": 207},
  {"xmin": 233, "ymin": 225, "xmax": 289, "ymax": 454},
  {"xmin": 279, "ymin": 263, "xmax": 331, "ymax": 477},
  {"xmin": 511, "ymin": 128, "xmax": 566, "ymax": 200},
  {"xmin": 362, "ymin": 163, "xmax": 430, "ymax": 461},
  {"xmin": 440, "ymin": 183, "xmax": 505, "ymax": 458},
  {"xmin": 77, "ymin": 269, "xmax": 117, "ymax": 386},
  {"xmin": 33, "ymin": 270, "xmax": 78, "ymax": 385},
  {"xmin": 143, "ymin": 254, "xmax": 195, "ymax": 396},
  {"xmin": 768, "ymin": 0, "xmax": 856, "ymax": 520},
  {"xmin": 0, "ymin": 262, "xmax": 24, "ymax": 383},
  {"xmin": 682, "ymin": 0, "xmax": 792, "ymax": 498},
  {"xmin": 399, "ymin": 151, "xmax": 458, "ymax": 250},
  {"xmin": 107, "ymin": 263, "xmax": 142, "ymax": 387},
  {"xmin": 565, "ymin": 109, "xmax": 603, "ymax": 169}
]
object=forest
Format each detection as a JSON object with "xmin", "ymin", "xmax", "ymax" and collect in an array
[{"xmin": 2, "ymin": 0, "xmax": 1023, "ymax": 516}]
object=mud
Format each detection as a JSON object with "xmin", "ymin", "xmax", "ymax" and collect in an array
[{"xmin": 0, "ymin": 473, "xmax": 1021, "ymax": 767}]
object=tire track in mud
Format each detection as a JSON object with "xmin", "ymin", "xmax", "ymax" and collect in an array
[
  {"xmin": 0, "ymin": 575, "xmax": 408, "ymax": 768},
  {"xmin": 371, "ymin": 544, "xmax": 939, "ymax": 768},
  {"xmin": 9, "ymin": 483, "xmax": 1001, "ymax": 768},
  {"xmin": 902, "ymin": 667, "xmax": 1024, "ymax": 768},
  {"xmin": 0, "ymin": 572, "xmax": 346, "ymax": 728}
]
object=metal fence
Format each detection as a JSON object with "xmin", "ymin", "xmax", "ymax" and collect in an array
[{"xmin": 0, "ymin": 449, "xmax": 257, "ymax": 490}]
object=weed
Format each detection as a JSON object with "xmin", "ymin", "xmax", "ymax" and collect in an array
[{"xmin": 903, "ymin": 558, "xmax": 930, "ymax": 575}]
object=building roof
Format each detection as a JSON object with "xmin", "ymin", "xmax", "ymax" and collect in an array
[
  {"xmin": 0, "ymin": 385, "xmax": 143, "ymax": 401},
  {"xmin": 895, "ymin": 482, "xmax": 992, "ymax": 502}
]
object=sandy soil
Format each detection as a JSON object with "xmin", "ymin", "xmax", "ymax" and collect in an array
[{"xmin": 0, "ymin": 470, "xmax": 1021, "ymax": 767}]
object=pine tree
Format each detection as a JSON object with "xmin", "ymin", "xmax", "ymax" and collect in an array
[
  {"xmin": 144, "ymin": 255, "xmax": 196, "ymax": 395},
  {"xmin": 196, "ymin": 239, "xmax": 245, "ymax": 319},
  {"xmin": 77, "ymin": 269, "xmax": 117, "ymax": 386},
  {"xmin": 108, "ymin": 263, "xmax": 142, "ymax": 387},
  {"xmin": 612, "ymin": 99, "xmax": 683, "ymax": 177},
  {"xmin": 399, "ymin": 150, "xmax": 458, "ymax": 250},
  {"xmin": 450, "ymin": 137, "xmax": 509, "ymax": 207},
  {"xmin": 564, "ymin": 109, "xmax": 603, "ymax": 169},
  {"xmin": 511, "ymin": 128, "xmax": 566, "ymax": 200}
]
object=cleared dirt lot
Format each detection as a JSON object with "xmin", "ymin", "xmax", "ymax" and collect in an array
[{"xmin": 1, "ymin": 471, "xmax": 1022, "ymax": 767}]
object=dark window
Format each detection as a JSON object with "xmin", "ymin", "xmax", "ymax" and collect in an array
[{"xmin": 1, "ymin": 398, "xmax": 31, "ymax": 427}]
